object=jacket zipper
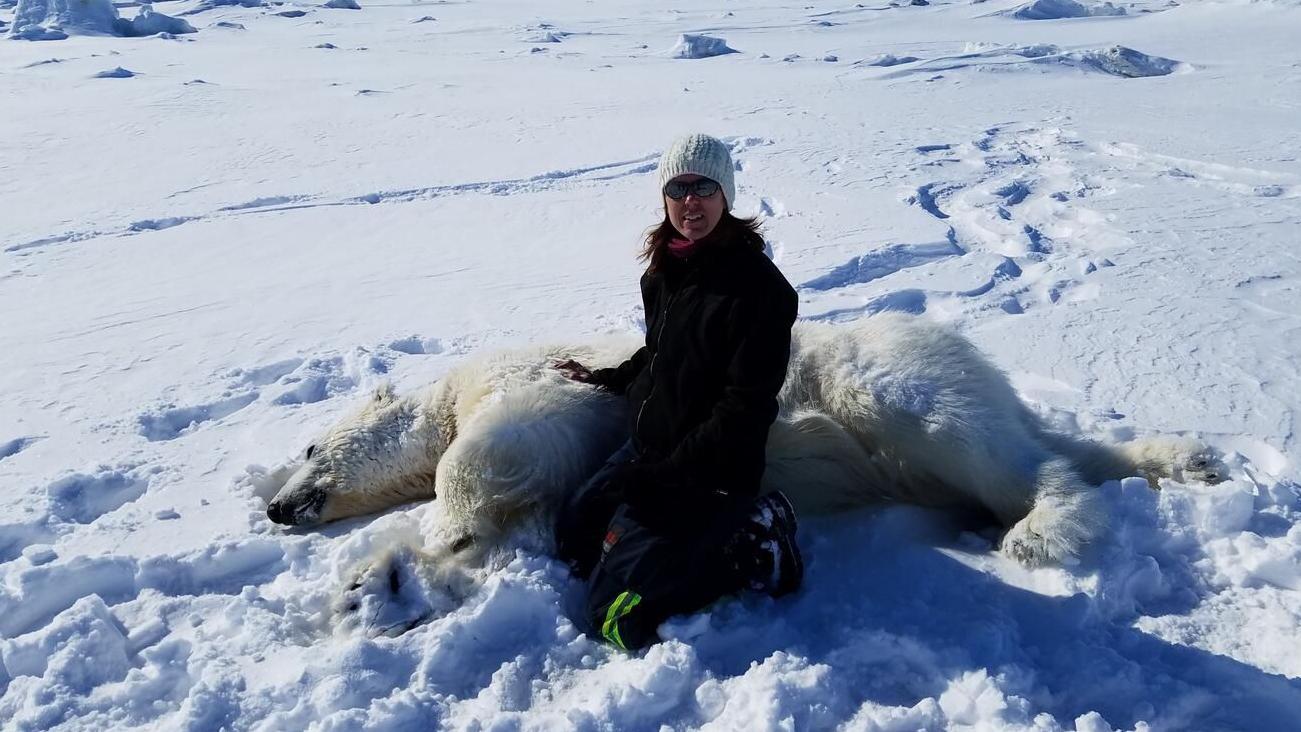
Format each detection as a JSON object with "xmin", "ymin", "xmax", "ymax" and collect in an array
[
  {"xmin": 634, "ymin": 290, "xmax": 676, "ymax": 446},
  {"xmin": 634, "ymin": 262, "xmax": 700, "ymax": 447}
]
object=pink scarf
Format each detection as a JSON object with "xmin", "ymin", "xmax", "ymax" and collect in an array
[{"xmin": 668, "ymin": 238, "xmax": 698, "ymax": 259}]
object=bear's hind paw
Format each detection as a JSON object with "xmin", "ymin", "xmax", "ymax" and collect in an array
[
  {"xmin": 1178, "ymin": 452, "xmax": 1227, "ymax": 485},
  {"xmin": 1000, "ymin": 520, "xmax": 1080, "ymax": 567}
]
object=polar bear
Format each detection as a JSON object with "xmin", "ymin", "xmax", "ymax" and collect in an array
[{"xmin": 266, "ymin": 314, "xmax": 1222, "ymax": 634}]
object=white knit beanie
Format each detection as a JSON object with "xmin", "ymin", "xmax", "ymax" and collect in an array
[{"xmin": 657, "ymin": 134, "xmax": 736, "ymax": 211}]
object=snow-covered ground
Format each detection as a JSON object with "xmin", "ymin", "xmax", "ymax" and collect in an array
[{"xmin": 3, "ymin": 0, "xmax": 1300, "ymax": 728}]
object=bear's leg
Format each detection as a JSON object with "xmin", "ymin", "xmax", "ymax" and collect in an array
[
  {"xmin": 1036, "ymin": 431, "xmax": 1226, "ymax": 487},
  {"xmin": 763, "ymin": 411, "xmax": 898, "ymax": 515},
  {"xmin": 999, "ymin": 456, "xmax": 1106, "ymax": 565},
  {"xmin": 1116, "ymin": 436, "xmax": 1227, "ymax": 485},
  {"xmin": 435, "ymin": 383, "xmax": 628, "ymax": 554},
  {"xmin": 900, "ymin": 423, "xmax": 1104, "ymax": 565}
]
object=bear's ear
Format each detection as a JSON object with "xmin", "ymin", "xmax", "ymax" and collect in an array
[{"xmin": 372, "ymin": 381, "xmax": 397, "ymax": 406}]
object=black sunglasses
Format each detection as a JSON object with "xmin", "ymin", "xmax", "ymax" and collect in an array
[{"xmin": 663, "ymin": 178, "xmax": 720, "ymax": 200}]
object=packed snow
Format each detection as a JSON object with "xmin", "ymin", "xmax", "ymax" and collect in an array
[
  {"xmin": 9, "ymin": 0, "xmax": 193, "ymax": 40},
  {"xmin": 669, "ymin": 33, "xmax": 739, "ymax": 60},
  {"xmin": 1010, "ymin": 0, "xmax": 1128, "ymax": 21},
  {"xmin": 2, "ymin": 0, "xmax": 1300, "ymax": 730}
]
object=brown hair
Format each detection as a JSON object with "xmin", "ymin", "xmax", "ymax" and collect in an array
[{"xmin": 640, "ymin": 211, "xmax": 765, "ymax": 272}]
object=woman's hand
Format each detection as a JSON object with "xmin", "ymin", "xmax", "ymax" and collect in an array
[{"xmin": 553, "ymin": 359, "xmax": 599, "ymax": 385}]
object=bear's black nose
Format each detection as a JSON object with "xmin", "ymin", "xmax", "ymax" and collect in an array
[{"xmin": 266, "ymin": 501, "xmax": 291, "ymax": 525}]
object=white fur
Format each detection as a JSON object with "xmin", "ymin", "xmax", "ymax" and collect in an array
[{"xmin": 265, "ymin": 315, "xmax": 1224, "ymax": 632}]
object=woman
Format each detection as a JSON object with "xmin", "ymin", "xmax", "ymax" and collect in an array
[{"xmin": 553, "ymin": 133, "xmax": 802, "ymax": 651}]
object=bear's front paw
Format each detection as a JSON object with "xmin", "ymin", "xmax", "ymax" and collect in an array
[{"xmin": 335, "ymin": 547, "xmax": 438, "ymax": 638}]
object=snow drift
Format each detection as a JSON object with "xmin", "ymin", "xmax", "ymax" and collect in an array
[
  {"xmin": 123, "ymin": 6, "xmax": 196, "ymax": 37},
  {"xmin": 8, "ymin": 0, "xmax": 194, "ymax": 40},
  {"xmin": 1012, "ymin": 0, "xmax": 1127, "ymax": 20},
  {"xmin": 1063, "ymin": 45, "xmax": 1182, "ymax": 77},
  {"xmin": 8, "ymin": 0, "xmax": 118, "ymax": 40},
  {"xmin": 669, "ymin": 33, "xmax": 738, "ymax": 59}
]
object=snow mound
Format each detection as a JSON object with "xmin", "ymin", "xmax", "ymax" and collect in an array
[
  {"xmin": 93, "ymin": 66, "xmax": 135, "ymax": 78},
  {"xmin": 180, "ymin": 0, "xmax": 263, "ymax": 15},
  {"xmin": 322, "ymin": 0, "xmax": 359, "ymax": 9},
  {"xmin": 1012, "ymin": 43, "xmax": 1063, "ymax": 58},
  {"xmin": 1014, "ymin": 43, "xmax": 1182, "ymax": 77},
  {"xmin": 1068, "ymin": 45, "xmax": 1181, "ymax": 77},
  {"xmin": 9, "ymin": 0, "xmax": 117, "ymax": 39},
  {"xmin": 125, "ymin": 5, "xmax": 196, "ymax": 36},
  {"xmin": 1012, "ymin": 0, "xmax": 1127, "ymax": 20},
  {"xmin": 669, "ymin": 33, "xmax": 738, "ymax": 59},
  {"xmin": 9, "ymin": 0, "xmax": 194, "ymax": 40},
  {"xmin": 887, "ymin": 44, "xmax": 1183, "ymax": 79},
  {"xmin": 857, "ymin": 53, "xmax": 920, "ymax": 67}
]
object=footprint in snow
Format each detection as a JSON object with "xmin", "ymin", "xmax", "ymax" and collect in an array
[
  {"xmin": 268, "ymin": 346, "xmax": 406, "ymax": 406},
  {"xmin": 0, "ymin": 523, "xmax": 56, "ymax": 564},
  {"xmin": 226, "ymin": 358, "xmax": 304, "ymax": 387},
  {"xmin": 135, "ymin": 343, "xmax": 424, "ymax": 441},
  {"xmin": 45, "ymin": 466, "xmax": 158, "ymax": 525},
  {"xmin": 0, "ymin": 435, "xmax": 44, "ymax": 462},
  {"xmin": 271, "ymin": 356, "xmax": 363, "ymax": 406},
  {"xmin": 908, "ymin": 183, "xmax": 954, "ymax": 219},
  {"xmin": 994, "ymin": 180, "xmax": 1032, "ymax": 206},
  {"xmin": 800, "ymin": 239, "xmax": 964, "ymax": 292},
  {"xmin": 954, "ymin": 257, "xmax": 1024, "ymax": 299},
  {"xmin": 218, "ymin": 195, "xmax": 306, "ymax": 212},
  {"xmin": 1023, "ymin": 224, "xmax": 1050, "ymax": 254},
  {"xmin": 808, "ymin": 288, "xmax": 930, "ymax": 323},
  {"xmin": 1045, "ymin": 278, "xmax": 1099, "ymax": 305},
  {"xmin": 0, "ymin": 464, "xmax": 161, "ymax": 563},
  {"xmin": 757, "ymin": 197, "xmax": 787, "ymax": 218},
  {"xmin": 387, "ymin": 336, "xmax": 444, "ymax": 355},
  {"xmin": 135, "ymin": 361, "xmax": 296, "ymax": 441},
  {"xmin": 137, "ymin": 392, "xmax": 260, "ymax": 441}
]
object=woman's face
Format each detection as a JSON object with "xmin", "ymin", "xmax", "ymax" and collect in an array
[{"xmin": 664, "ymin": 174, "xmax": 726, "ymax": 241}]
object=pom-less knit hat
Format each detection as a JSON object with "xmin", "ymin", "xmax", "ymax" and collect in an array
[{"xmin": 657, "ymin": 134, "xmax": 736, "ymax": 211}]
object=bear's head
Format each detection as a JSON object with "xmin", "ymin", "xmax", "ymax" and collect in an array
[{"xmin": 267, "ymin": 382, "xmax": 445, "ymax": 526}]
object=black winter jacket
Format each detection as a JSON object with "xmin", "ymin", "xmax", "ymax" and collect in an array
[{"xmin": 591, "ymin": 241, "xmax": 798, "ymax": 498}]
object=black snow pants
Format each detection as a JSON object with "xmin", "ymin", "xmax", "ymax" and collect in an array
[{"xmin": 555, "ymin": 441, "xmax": 753, "ymax": 651}]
